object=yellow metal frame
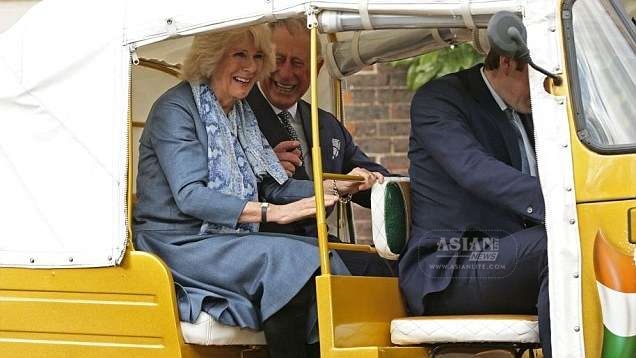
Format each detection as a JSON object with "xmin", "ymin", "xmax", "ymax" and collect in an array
[
  {"xmin": 309, "ymin": 25, "xmax": 428, "ymax": 358},
  {"xmin": 310, "ymin": 25, "xmax": 332, "ymax": 275}
]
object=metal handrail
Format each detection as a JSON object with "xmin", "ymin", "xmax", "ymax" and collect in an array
[
  {"xmin": 310, "ymin": 25, "xmax": 332, "ymax": 274},
  {"xmin": 323, "ymin": 172, "xmax": 364, "ymax": 181}
]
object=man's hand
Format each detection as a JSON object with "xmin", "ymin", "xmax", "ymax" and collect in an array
[
  {"xmin": 350, "ymin": 167, "xmax": 385, "ymax": 191},
  {"xmin": 273, "ymin": 140, "xmax": 303, "ymax": 177},
  {"xmin": 328, "ymin": 167, "xmax": 385, "ymax": 196}
]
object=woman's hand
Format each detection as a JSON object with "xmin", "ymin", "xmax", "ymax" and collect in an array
[{"xmin": 269, "ymin": 195, "xmax": 338, "ymax": 224}]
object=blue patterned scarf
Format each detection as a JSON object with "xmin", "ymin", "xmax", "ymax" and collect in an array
[{"xmin": 190, "ymin": 82, "xmax": 288, "ymax": 233}]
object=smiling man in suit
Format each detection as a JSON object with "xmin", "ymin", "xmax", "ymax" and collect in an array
[
  {"xmin": 399, "ymin": 47, "xmax": 551, "ymax": 356},
  {"xmin": 247, "ymin": 18, "xmax": 394, "ymax": 277}
]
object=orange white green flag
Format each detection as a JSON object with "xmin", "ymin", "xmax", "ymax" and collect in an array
[{"xmin": 593, "ymin": 232, "xmax": 636, "ymax": 358}]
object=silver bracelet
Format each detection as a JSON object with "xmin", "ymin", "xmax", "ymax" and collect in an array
[{"xmin": 331, "ymin": 180, "xmax": 352, "ymax": 204}]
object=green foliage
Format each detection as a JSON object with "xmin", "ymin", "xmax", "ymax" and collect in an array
[{"xmin": 393, "ymin": 44, "xmax": 484, "ymax": 91}]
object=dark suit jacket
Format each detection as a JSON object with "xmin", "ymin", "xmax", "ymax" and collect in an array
[
  {"xmin": 398, "ymin": 64, "xmax": 545, "ymax": 315},
  {"xmin": 247, "ymin": 87, "xmax": 389, "ymax": 236}
]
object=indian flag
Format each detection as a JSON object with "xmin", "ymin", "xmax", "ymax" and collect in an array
[{"xmin": 593, "ymin": 232, "xmax": 636, "ymax": 357}]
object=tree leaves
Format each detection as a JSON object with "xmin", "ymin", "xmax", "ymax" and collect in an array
[{"xmin": 393, "ymin": 44, "xmax": 484, "ymax": 91}]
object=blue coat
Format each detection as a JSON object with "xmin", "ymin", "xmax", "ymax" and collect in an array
[
  {"xmin": 135, "ymin": 82, "xmax": 317, "ymax": 233},
  {"xmin": 399, "ymin": 65, "xmax": 545, "ymax": 315},
  {"xmin": 133, "ymin": 82, "xmax": 348, "ymax": 337}
]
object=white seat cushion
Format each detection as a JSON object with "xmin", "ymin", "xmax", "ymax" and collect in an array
[
  {"xmin": 391, "ymin": 315, "xmax": 539, "ymax": 345},
  {"xmin": 181, "ymin": 312, "xmax": 266, "ymax": 346}
]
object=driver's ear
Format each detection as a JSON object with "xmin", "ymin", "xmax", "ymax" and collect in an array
[{"xmin": 500, "ymin": 56, "xmax": 513, "ymax": 75}]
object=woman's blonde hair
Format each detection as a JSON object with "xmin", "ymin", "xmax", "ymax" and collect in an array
[{"xmin": 181, "ymin": 24, "xmax": 274, "ymax": 84}]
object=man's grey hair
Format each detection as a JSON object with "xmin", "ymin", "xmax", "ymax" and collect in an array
[{"xmin": 269, "ymin": 18, "xmax": 322, "ymax": 59}]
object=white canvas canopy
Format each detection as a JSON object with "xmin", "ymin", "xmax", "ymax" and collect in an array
[{"xmin": 0, "ymin": 0, "xmax": 584, "ymax": 355}]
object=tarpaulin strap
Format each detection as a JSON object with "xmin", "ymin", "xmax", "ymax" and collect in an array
[
  {"xmin": 460, "ymin": 0, "xmax": 476, "ymax": 29},
  {"xmin": 325, "ymin": 42, "xmax": 345, "ymax": 79},
  {"xmin": 351, "ymin": 31, "xmax": 366, "ymax": 68},
  {"xmin": 461, "ymin": 0, "xmax": 486, "ymax": 55},
  {"xmin": 473, "ymin": 28, "xmax": 487, "ymax": 54},
  {"xmin": 165, "ymin": 17, "xmax": 178, "ymax": 37},
  {"xmin": 262, "ymin": 0, "xmax": 275, "ymax": 22},
  {"xmin": 358, "ymin": 0, "xmax": 374, "ymax": 30},
  {"xmin": 432, "ymin": 29, "xmax": 446, "ymax": 47},
  {"xmin": 305, "ymin": 5, "xmax": 318, "ymax": 29}
]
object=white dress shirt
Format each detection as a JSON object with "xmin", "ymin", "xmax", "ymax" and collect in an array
[{"xmin": 480, "ymin": 68, "xmax": 537, "ymax": 176}]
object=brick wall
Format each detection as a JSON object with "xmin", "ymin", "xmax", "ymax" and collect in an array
[{"xmin": 341, "ymin": 64, "xmax": 414, "ymax": 244}]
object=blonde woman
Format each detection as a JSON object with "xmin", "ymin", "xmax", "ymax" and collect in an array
[{"xmin": 134, "ymin": 24, "xmax": 347, "ymax": 358}]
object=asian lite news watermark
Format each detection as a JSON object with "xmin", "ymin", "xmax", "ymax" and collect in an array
[{"xmin": 416, "ymin": 230, "xmax": 519, "ymax": 279}]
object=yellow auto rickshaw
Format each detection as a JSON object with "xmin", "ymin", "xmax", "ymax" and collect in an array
[{"xmin": 0, "ymin": 0, "xmax": 634, "ymax": 357}]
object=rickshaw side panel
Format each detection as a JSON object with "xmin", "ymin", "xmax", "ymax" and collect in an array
[
  {"xmin": 316, "ymin": 275, "xmax": 429, "ymax": 357},
  {"xmin": 571, "ymin": 137, "xmax": 636, "ymax": 203},
  {"xmin": 0, "ymin": 251, "xmax": 183, "ymax": 358},
  {"xmin": 576, "ymin": 200, "xmax": 636, "ymax": 358}
]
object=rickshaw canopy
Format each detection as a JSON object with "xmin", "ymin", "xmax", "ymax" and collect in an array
[{"xmin": 0, "ymin": 0, "xmax": 524, "ymax": 268}]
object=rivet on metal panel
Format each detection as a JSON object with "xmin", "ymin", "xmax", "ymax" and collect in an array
[
  {"xmin": 108, "ymin": 256, "xmax": 113, "ymax": 261},
  {"xmin": 548, "ymin": 26, "xmax": 556, "ymax": 32},
  {"xmin": 166, "ymin": 18, "xmax": 173, "ymax": 25},
  {"xmin": 554, "ymin": 65, "xmax": 561, "ymax": 73},
  {"xmin": 68, "ymin": 257, "xmax": 74, "ymax": 263},
  {"xmin": 566, "ymin": 187, "xmax": 572, "ymax": 192},
  {"xmin": 556, "ymin": 98, "xmax": 565, "ymax": 105},
  {"xmin": 562, "ymin": 143, "xmax": 569, "ymax": 148},
  {"xmin": 574, "ymin": 326, "xmax": 581, "ymax": 332},
  {"xmin": 569, "ymin": 219, "xmax": 576, "ymax": 225},
  {"xmin": 29, "ymin": 257, "xmax": 35, "ymax": 263},
  {"xmin": 573, "ymin": 273, "xmax": 579, "ymax": 278}
]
